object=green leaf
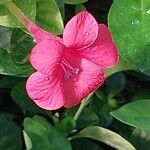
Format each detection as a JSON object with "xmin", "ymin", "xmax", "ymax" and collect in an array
[
  {"xmin": 75, "ymin": 4, "xmax": 86, "ymax": 13},
  {"xmin": 71, "ymin": 139, "xmax": 102, "ymax": 150},
  {"xmin": 108, "ymin": 0, "xmax": 150, "ymax": 71},
  {"xmin": 105, "ymin": 56, "xmax": 138, "ymax": 77},
  {"xmin": 76, "ymin": 108, "xmax": 99, "ymax": 128},
  {"xmin": 64, "ymin": 0, "xmax": 88, "ymax": 4},
  {"xmin": 0, "ymin": 0, "xmax": 11, "ymax": 5},
  {"xmin": 0, "ymin": 76, "xmax": 23, "ymax": 88},
  {"xmin": 0, "ymin": 113, "xmax": 22, "ymax": 150},
  {"xmin": 36, "ymin": 0, "xmax": 64, "ymax": 35},
  {"xmin": 0, "ymin": 0, "xmax": 36, "ymax": 28},
  {"xmin": 0, "ymin": 48, "xmax": 34, "ymax": 77},
  {"xmin": 72, "ymin": 126, "xmax": 135, "ymax": 150},
  {"xmin": 106, "ymin": 73, "xmax": 125, "ymax": 99},
  {"xmin": 55, "ymin": 116, "xmax": 75, "ymax": 134},
  {"xmin": 24, "ymin": 116, "xmax": 72, "ymax": 150},
  {"xmin": 23, "ymin": 130, "xmax": 32, "ymax": 150},
  {"xmin": 111, "ymin": 100, "xmax": 150, "ymax": 131},
  {"xmin": 10, "ymin": 28, "xmax": 34, "ymax": 64},
  {"xmin": 0, "ymin": 26, "xmax": 12, "ymax": 50},
  {"xmin": 55, "ymin": 0, "xmax": 65, "ymax": 20},
  {"xmin": 130, "ymin": 129, "xmax": 150, "ymax": 150},
  {"xmin": 11, "ymin": 81, "xmax": 43, "ymax": 113}
]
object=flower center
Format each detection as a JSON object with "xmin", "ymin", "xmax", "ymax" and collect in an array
[{"xmin": 60, "ymin": 59, "xmax": 80, "ymax": 80}]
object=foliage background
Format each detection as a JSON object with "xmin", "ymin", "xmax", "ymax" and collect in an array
[{"xmin": 0, "ymin": 0, "xmax": 150, "ymax": 149}]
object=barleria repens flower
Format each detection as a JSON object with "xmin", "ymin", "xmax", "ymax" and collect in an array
[{"xmin": 25, "ymin": 11, "xmax": 119, "ymax": 110}]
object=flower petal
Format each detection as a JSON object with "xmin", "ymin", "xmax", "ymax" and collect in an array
[
  {"xmin": 63, "ymin": 53, "xmax": 105, "ymax": 108},
  {"xmin": 24, "ymin": 18, "xmax": 62, "ymax": 43},
  {"xmin": 63, "ymin": 11, "xmax": 98, "ymax": 49},
  {"xmin": 26, "ymin": 71, "xmax": 64, "ymax": 110},
  {"xmin": 69, "ymin": 24, "xmax": 119, "ymax": 68},
  {"xmin": 29, "ymin": 39, "xmax": 64, "ymax": 75}
]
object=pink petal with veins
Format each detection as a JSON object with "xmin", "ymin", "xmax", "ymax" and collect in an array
[
  {"xmin": 63, "ymin": 11, "xmax": 98, "ymax": 49},
  {"xmin": 63, "ymin": 53, "xmax": 105, "ymax": 107},
  {"xmin": 29, "ymin": 39, "xmax": 64, "ymax": 75},
  {"xmin": 69, "ymin": 24, "xmax": 119, "ymax": 68},
  {"xmin": 26, "ymin": 71, "xmax": 64, "ymax": 110}
]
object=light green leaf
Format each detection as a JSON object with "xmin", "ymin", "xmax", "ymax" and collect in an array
[
  {"xmin": 24, "ymin": 116, "xmax": 72, "ymax": 150},
  {"xmin": 108, "ymin": 0, "xmax": 150, "ymax": 71},
  {"xmin": 72, "ymin": 126, "xmax": 135, "ymax": 150},
  {"xmin": 64, "ymin": 0, "xmax": 88, "ymax": 4},
  {"xmin": 0, "ymin": 0, "xmax": 36, "ymax": 27},
  {"xmin": 0, "ymin": 0, "xmax": 11, "ymax": 5},
  {"xmin": 23, "ymin": 130, "xmax": 32, "ymax": 150},
  {"xmin": 36, "ymin": 0, "xmax": 64, "ymax": 35},
  {"xmin": 111, "ymin": 100, "xmax": 150, "ymax": 131}
]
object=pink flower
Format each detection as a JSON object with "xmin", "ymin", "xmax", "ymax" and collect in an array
[{"xmin": 25, "ymin": 11, "xmax": 119, "ymax": 110}]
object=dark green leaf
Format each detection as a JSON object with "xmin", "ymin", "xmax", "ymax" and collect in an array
[
  {"xmin": 72, "ymin": 126, "xmax": 135, "ymax": 150},
  {"xmin": 0, "ymin": 113, "xmax": 22, "ymax": 150},
  {"xmin": 0, "ymin": 48, "xmax": 34, "ymax": 77},
  {"xmin": 24, "ymin": 116, "xmax": 72, "ymax": 150},
  {"xmin": 71, "ymin": 138, "xmax": 102, "ymax": 150},
  {"xmin": 130, "ymin": 129, "xmax": 150, "ymax": 150},
  {"xmin": 0, "ymin": 76, "xmax": 23, "ymax": 88},
  {"xmin": 11, "ymin": 28, "xmax": 35, "ymax": 63},
  {"xmin": 76, "ymin": 108, "xmax": 99, "ymax": 128},
  {"xmin": 55, "ymin": 116, "xmax": 75, "ymax": 134},
  {"xmin": 109, "ymin": 0, "xmax": 150, "ymax": 71},
  {"xmin": 0, "ymin": 26, "xmax": 12, "ymax": 50},
  {"xmin": 111, "ymin": 100, "xmax": 150, "ymax": 131},
  {"xmin": 106, "ymin": 73, "xmax": 125, "ymax": 99},
  {"xmin": 64, "ymin": 0, "xmax": 88, "ymax": 4},
  {"xmin": 11, "ymin": 81, "xmax": 43, "ymax": 113}
]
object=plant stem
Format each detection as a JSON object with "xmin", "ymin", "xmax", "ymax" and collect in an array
[
  {"xmin": 74, "ymin": 99, "xmax": 86, "ymax": 121},
  {"xmin": 74, "ymin": 92, "xmax": 94, "ymax": 121},
  {"xmin": 4, "ymin": 2, "xmax": 28, "ymax": 26}
]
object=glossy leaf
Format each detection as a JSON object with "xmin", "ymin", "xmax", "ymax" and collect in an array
[
  {"xmin": 0, "ymin": 0, "xmax": 36, "ymax": 27},
  {"xmin": 36, "ymin": 0, "xmax": 64, "ymax": 34},
  {"xmin": 111, "ymin": 100, "xmax": 150, "ymax": 131},
  {"xmin": 24, "ymin": 116, "xmax": 72, "ymax": 150},
  {"xmin": 0, "ymin": 26, "xmax": 12, "ymax": 50},
  {"xmin": 106, "ymin": 73, "xmax": 125, "ymax": 99},
  {"xmin": 0, "ymin": 48, "xmax": 34, "ymax": 77},
  {"xmin": 11, "ymin": 28, "xmax": 34, "ymax": 63},
  {"xmin": 64, "ymin": 0, "xmax": 88, "ymax": 4},
  {"xmin": 55, "ymin": 0, "xmax": 65, "ymax": 20},
  {"xmin": 109, "ymin": 0, "xmax": 150, "ymax": 71},
  {"xmin": 72, "ymin": 126, "xmax": 135, "ymax": 150},
  {"xmin": 0, "ymin": 113, "xmax": 22, "ymax": 150}
]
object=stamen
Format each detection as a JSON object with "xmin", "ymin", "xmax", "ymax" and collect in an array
[
  {"xmin": 60, "ymin": 59, "xmax": 80, "ymax": 80},
  {"xmin": 60, "ymin": 63, "xmax": 67, "ymax": 73},
  {"xmin": 62, "ymin": 59, "xmax": 74, "ymax": 70}
]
